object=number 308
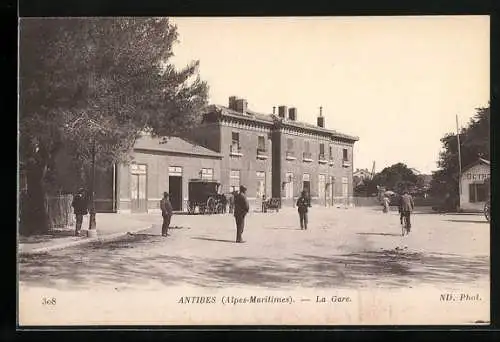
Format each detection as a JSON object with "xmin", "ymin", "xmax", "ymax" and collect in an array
[{"xmin": 42, "ymin": 297, "xmax": 56, "ymax": 305}]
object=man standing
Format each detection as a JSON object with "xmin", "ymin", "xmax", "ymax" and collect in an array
[
  {"xmin": 296, "ymin": 190, "xmax": 310, "ymax": 230},
  {"xmin": 399, "ymin": 190, "xmax": 415, "ymax": 230},
  {"xmin": 160, "ymin": 192, "xmax": 173, "ymax": 237},
  {"xmin": 234, "ymin": 185, "xmax": 249, "ymax": 243},
  {"xmin": 71, "ymin": 187, "xmax": 89, "ymax": 236}
]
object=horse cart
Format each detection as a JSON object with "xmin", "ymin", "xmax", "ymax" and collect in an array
[{"xmin": 187, "ymin": 179, "xmax": 226, "ymax": 214}]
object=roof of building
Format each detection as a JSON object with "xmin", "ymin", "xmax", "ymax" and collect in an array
[
  {"xmin": 207, "ymin": 104, "xmax": 359, "ymax": 142},
  {"xmin": 133, "ymin": 135, "xmax": 222, "ymax": 158},
  {"xmin": 462, "ymin": 158, "xmax": 490, "ymax": 174}
]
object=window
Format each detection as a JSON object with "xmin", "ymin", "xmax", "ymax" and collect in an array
[
  {"xmin": 304, "ymin": 141, "xmax": 310, "ymax": 152},
  {"xmin": 257, "ymin": 136, "xmax": 266, "ymax": 151},
  {"xmin": 343, "ymin": 148, "xmax": 349, "ymax": 161},
  {"xmin": 230, "ymin": 170, "xmax": 240, "ymax": 192},
  {"xmin": 200, "ymin": 168, "xmax": 213, "ymax": 180},
  {"xmin": 232, "ymin": 132, "xmax": 240, "ymax": 145},
  {"xmin": 329, "ymin": 146, "xmax": 333, "ymax": 159},
  {"xmin": 231, "ymin": 132, "xmax": 241, "ymax": 155},
  {"xmin": 319, "ymin": 143, "xmax": 325, "ymax": 159},
  {"xmin": 287, "ymin": 138, "xmax": 294, "ymax": 151},
  {"xmin": 469, "ymin": 183, "xmax": 488, "ymax": 203},
  {"xmin": 168, "ymin": 166, "xmax": 182, "ymax": 176}
]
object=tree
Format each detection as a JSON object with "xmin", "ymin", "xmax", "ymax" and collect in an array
[
  {"xmin": 371, "ymin": 163, "xmax": 418, "ymax": 193},
  {"xmin": 19, "ymin": 18, "xmax": 208, "ymax": 234},
  {"xmin": 430, "ymin": 104, "xmax": 490, "ymax": 200}
]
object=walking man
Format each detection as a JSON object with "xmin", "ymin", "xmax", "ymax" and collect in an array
[
  {"xmin": 160, "ymin": 192, "xmax": 173, "ymax": 237},
  {"xmin": 296, "ymin": 190, "xmax": 310, "ymax": 230},
  {"xmin": 399, "ymin": 190, "xmax": 415, "ymax": 230},
  {"xmin": 71, "ymin": 187, "xmax": 89, "ymax": 236},
  {"xmin": 234, "ymin": 185, "xmax": 249, "ymax": 243}
]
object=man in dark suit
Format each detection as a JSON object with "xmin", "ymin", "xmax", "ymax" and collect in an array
[
  {"xmin": 72, "ymin": 187, "xmax": 89, "ymax": 236},
  {"xmin": 234, "ymin": 185, "xmax": 249, "ymax": 243},
  {"xmin": 296, "ymin": 190, "xmax": 310, "ymax": 230},
  {"xmin": 160, "ymin": 192, "xmax": 173, "ymax": 237},
  {"xmin": 399, "ymin": 190, "xmax": 415, "ymax": 230}
]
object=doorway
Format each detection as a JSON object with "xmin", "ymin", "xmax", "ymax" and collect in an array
[
  {"xmin": 169, "ymin": 176, "xmax": 183, "ymax": 211},
  {"xmin": 130, "ymin": 165, "xmax": 148, "ymax": 213}
]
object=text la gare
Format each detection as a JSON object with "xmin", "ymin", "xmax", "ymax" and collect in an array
[{"xmin": 316, "ymin": 295, "xmax": 352, "ymax": 303}]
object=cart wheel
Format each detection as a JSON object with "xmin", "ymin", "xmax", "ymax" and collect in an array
[
  {"xmin": 215, "ymin": 203, "xmax": 223, "ymax": 214},
  {"xmin": 206, "ymin": 197, "xmax": 216, "ymax": 214}
]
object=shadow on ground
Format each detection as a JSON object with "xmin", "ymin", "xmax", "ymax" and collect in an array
[
  {"xmin": 357, "ymin": 232, "xmax": 401, "ymax": 237},
  {"xmin": 191, "ymin": 237, "xmax": 235, "ymax": 243},
  {"xmin": 19, "ymin": 234, "xmax": 489, "ymax": 290},
  {"xmin": 445, "ymin": 219, "xmax": 488, "ymax": 224},
  {"xmin": 19, "ymin": 229, "xmax": 76, "ymax": 245}
]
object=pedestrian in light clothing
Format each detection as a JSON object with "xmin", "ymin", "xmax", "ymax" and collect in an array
[
  {"xmin": 72, "ymin": 187, "xmax": 89, "ymax": 236},
  {"xmin": 399, "ymin": 190, "xmax": 415, "ymax": 229},
  {"xmin": 382, "ymin": 196, "xmax": 390, "ymax": 213},
  {"xmin": 234, "ymin": 185, "xmax": 249, "ymax": 243},
  {"xmin": 296, "ymin": 190, "xmax": 310, "ymax": 230},
  {"xmin": 160, "ymin": 192, "xmax": 173, "ymax": 237}
]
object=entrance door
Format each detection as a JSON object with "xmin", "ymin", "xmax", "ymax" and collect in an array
[
  {"xmin": 169, "ymin": 176, "xmax": 182, "ymax": 211},
  {"xmin": 318, "ymin": 174, "xmax": 326, "ymax": 205},
  {"xmin": 342, "ymin": 177, "xmax": 349, "ymax": 205},
  {"xmin": 131, "ymin": 173, "xmax": 147, "ymax": 213}
]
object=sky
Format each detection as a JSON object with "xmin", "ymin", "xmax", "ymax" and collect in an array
[{"xmin": 169, "ymin": 16, "xmax": 489, "ymax": 174}]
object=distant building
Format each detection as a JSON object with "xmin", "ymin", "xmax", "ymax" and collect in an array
[
  {"xmin": 353, "ymin": 168, "xmax": 372, "ymax": 186},
  {"xmin": 459, "ymin": 158, "xmax": 490, "ymax": 212}
]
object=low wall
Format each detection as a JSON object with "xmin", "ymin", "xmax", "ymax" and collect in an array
[{"xmin": 353, "ymin": 196, "xmax": 441, "ymax": 208}]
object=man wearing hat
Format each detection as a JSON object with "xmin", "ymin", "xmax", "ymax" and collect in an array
[
  {"xmin": 296, "ymin": 190, "xmax": 310, "ymax": 230},
  {"xmin": 233, "ymin": 185, "xmax": 249, "ymax": 243},
  {"xmin": 72, "ymin": 187, "xmax": 89, "ymax": 236},
  {"xmin": 160, "ymin": 191, "xmax": 173, "ymax": 237}
]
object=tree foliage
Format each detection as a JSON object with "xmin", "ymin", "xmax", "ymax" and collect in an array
[
  {"xmin": 372, "ymin": 163, "xmax": 418, "ymax": 192},
  {"xmin": 19, "ymin": 18, "xmax": 208, "ymax": 234},
  {"xmin": 429, "ymin": 104, "xmax": 490, "ymax": 199}
]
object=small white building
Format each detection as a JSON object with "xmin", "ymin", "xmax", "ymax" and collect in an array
[{"xmin": 459, "ymin": 158, "xmax": 490, "ymax": 212}]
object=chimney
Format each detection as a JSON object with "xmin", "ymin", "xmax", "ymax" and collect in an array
[
  {"xmin": 273, "ymin": 106, "xmax": 276, "ymax": 115},
  {"xmin": 235, "ymin": 98, "xmax": 248, "ymax": 114},
  {"xmin": 317, "ymin": 106, "xmax": 325, "ymax": 128},
  {"xmin": 229, "ymin": 96, "xmax": 238, "ymax": 110},
  {"xmin": 278, "ymin": 105, "xmax": 287, "ymax": 119},
  {"xmin": 288, "ymin": 107, "xmax": 297, "ymax": 121}
]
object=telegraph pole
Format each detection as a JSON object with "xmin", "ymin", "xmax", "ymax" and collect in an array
[
  {"xmin": 87, "ymin": 138, "xmax": 97, "ymax": 237},
  {"xmin": 456, "ymin": 115, "xmax": 463, "ymax": 211}
]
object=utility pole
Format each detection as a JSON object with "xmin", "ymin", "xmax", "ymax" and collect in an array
[
  {"xmin": 87, "ymin": 138, "xmax": 97, "ymax": 237},
  {"xmin": 456, "ymin": 114, "xmax": 463, "ymax": 211}
]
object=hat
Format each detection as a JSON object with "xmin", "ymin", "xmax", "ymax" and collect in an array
[
  {"xmin": 239, "ymin": 185, "xmax": 247, "ymax": 192},
  {"xmin": 163, "ymin": 192, "xmax": 169, "ymax": 197}
]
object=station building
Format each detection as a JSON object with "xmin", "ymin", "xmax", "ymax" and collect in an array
[
  {"xmin": 187, "ymin": 96, "xmax": 359, "ymax": 209},
  {"xmin": 69, "ymin": 96, "xmax": 358, "ymax": 214}
]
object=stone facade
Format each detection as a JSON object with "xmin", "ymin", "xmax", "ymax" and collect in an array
[{"xmin": 189, "ymin": 97, "xmax": 359, "ymax": 209}]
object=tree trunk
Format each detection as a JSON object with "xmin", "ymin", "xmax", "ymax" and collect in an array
[{"xmin": 20, "ymin": 162, "xmax": 50, "ymax": 235}]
